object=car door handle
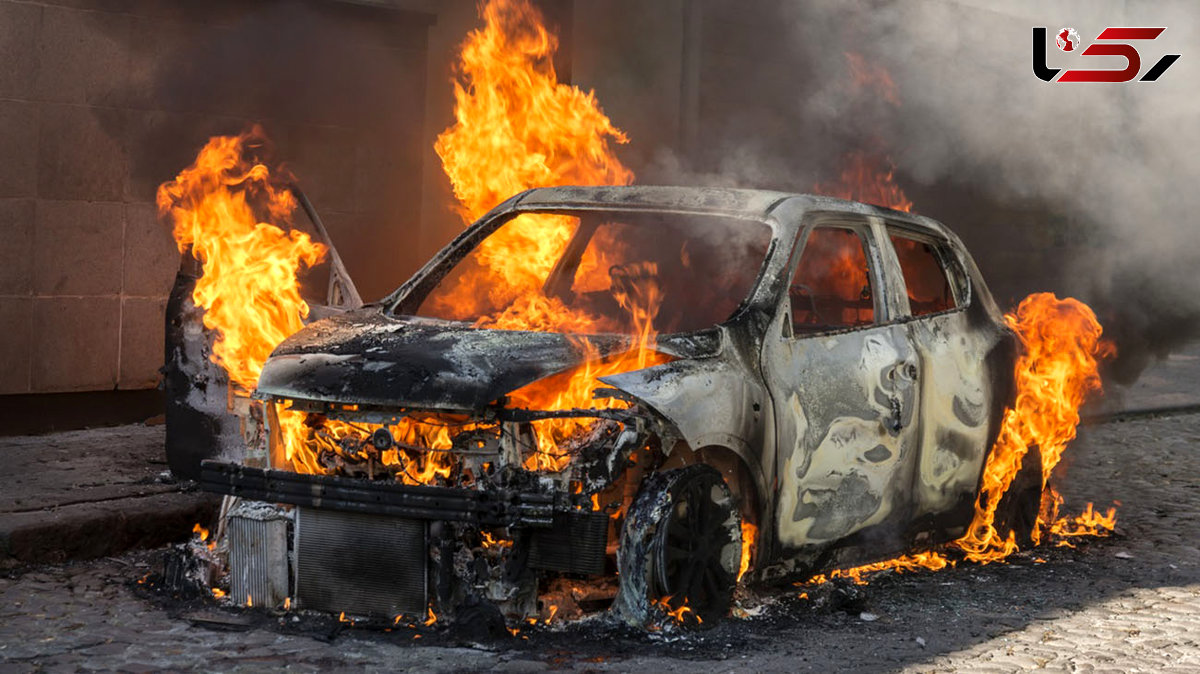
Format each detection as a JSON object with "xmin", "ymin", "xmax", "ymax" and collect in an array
[{"xmin": 884, "ymin": 397, "xmax": 904, "ymax": 432}]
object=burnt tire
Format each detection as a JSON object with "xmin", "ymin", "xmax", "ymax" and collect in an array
[
  {"xmin": 613, "ymin": 464, "xmax": 741, "ymax": 628},
  {"xmin": 995, "ymin": 444, "xmax": 1044, "ymax": 549}
]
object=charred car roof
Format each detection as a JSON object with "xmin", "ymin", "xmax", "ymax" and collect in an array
[{"xmin": 508, "ymin": 185, "xmax": 953, "ymax": 238}]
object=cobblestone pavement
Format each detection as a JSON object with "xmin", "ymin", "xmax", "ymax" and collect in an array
[{"xmin": 1, "ymin": 412, "xmax": 1198, "ymax": 673}]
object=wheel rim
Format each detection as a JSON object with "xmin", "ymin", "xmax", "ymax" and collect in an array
[{"xmin": 652, "ymin": 471, "xmax": 737, "ymax": 622}]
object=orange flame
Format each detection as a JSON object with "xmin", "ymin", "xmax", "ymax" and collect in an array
[
  {"xmin": 1048, "ymin": 500, "xmax": 1119, "ymax": 546},
  {"xmin": 270, "ymin": 408, "xmax": 469, "ymax": 484},
  {"xmin": 155, "ymin": 133, "xmax": 459, "ymax": 484},
  {"xmin": 798, "ymin": 294, "xmax": 1117, "ymax": 584},
  {"xmin": 954, "ymin": 293, "xmax": 1116, "ymax": 562},
  {"xmin": 656, "ymin": 595, "xmax": 702, "ymax": 625},
  {"xmin": 427, "ymin": 0, "xmax": 663, "ymax": 473},
  {"xmin": 505, "ymin": 341, "xmax": 670, "ymax": 472},
  {"xmin": 157, "ymin": 1, "xmax": 663, "ymax": 483},
  {"xmin": 431, "ymin": 0, "xmax": 637, "ymax": 342},
  {"xmin": 429, "ymin": 0, "xmax": 632, "ymax": 334},
  {"xmin": 801, "ymin": 550, "xmax": 955, "ymax": 588},
  {"xmin": 191, "ymin": 522, "xmax": 216, "ymax": 551},
  {"xmin": 816, "ymin": 151, "xmax": 913, "ymax": 213},
  {"xmin": 738, "ymin": 521, "xmax": 757, "ymax": 582},
  {"xmin": 481, "ymin": 531, "xmax": 513, "ymax": 549},
  {"xmin": 845, "ymin": 52, "xmax": 901, "ymax": 107},
  {"xmin": 435, "ymin": 0, "xmax": 632, "ymax": 224},
  {"xmin": 264, "ymin": 0, "xmax": 660, "ymax": 480},
  {"xmin": 157, "ymin": 127, "xmax": 326, "ymax": 391}
]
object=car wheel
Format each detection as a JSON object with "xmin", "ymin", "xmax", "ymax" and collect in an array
[
  {"xmin": 996, "ymin": 444, "xmax": 1044, "ymax": 548},
  {"xmin": 613, "ymin": 464, "xmax": 741, "ymax": 628}
]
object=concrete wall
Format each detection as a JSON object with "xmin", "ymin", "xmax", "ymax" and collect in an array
[{"xmin": 0, "ymin": 0, "xmax": 432, "ymax": 397}]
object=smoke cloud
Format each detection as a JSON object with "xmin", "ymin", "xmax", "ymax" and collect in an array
[{"xmin": 638, "ymin": 0, "xmax": 1199, "ymax": 384}]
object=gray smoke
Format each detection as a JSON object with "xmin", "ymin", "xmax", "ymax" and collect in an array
[{"xmin": 640, "ymin": 0, "xmax": 1200, "ymax": 383}]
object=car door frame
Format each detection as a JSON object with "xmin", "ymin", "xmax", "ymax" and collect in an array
[
  {"xmin": 877, "ymin": 220, "xmax": 1003, "ymax": 541},
  {"xmin": 759, "ymin": 210, "xmax": 925, "ymax": 571}
]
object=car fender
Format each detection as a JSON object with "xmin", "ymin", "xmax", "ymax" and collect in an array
[{"xmin": 600, "ymin": 357, "xmax": 773, "ymax": 505}]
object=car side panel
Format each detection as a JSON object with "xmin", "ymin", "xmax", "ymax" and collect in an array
[
  {"xmin": 768, "ymin": 323, "xmax": 923, "ymax": 551},
  {"xmin": 907, "ymin": 310, "xmax": 1002, "ymax": 517},
  {"xmin": 762, "ymin": 218, "xmax": 924, "ymax": 559}
]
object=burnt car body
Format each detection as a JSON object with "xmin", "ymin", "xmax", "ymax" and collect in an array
[{"xmin": 199, "ymin": 185, "xmax": 1018, "ymax": 626}]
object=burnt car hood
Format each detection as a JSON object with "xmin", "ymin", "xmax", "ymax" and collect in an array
[{"xmin": 255, "ymin": 309, "xmax": 634, "ymax": 411}]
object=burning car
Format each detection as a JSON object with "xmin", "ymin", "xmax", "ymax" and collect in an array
[{"xmin": 194, "ymin": 184, "xmax": 1032, "ymax": 627}]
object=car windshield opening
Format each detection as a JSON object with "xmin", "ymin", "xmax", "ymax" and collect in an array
[{"xmin": 410, "ymin": 210, "xmax": 772, "ymax": 336}]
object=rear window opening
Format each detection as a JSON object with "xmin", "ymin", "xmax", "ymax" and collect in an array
[
  {"xmin": 789, "ymin": 227, "xmax": 876, "ymax": 334},
  {"xmin": 888, "ymin": 231, "xmax": 958, "ymax": 316}
]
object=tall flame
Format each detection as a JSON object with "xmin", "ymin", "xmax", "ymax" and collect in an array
[
  {"xmin": 429, "ymin": 0, "xmax": 663, "ymax": 473},
  {"xmin": 811, "ymin": 156, "xmax": 1117, "ymax": 580},
  {"xmin": 954, "ymin": 292, "xmax": 1116, "ymax": 562},
  {"xmin": 431, "ymin": 0, "xmax": 636, "ymax": 335},
  {"xmin": 738, "ymin": 521, "xmax": 757, "ymax": 582},
  {"xmin": 435, "ymin": 0, "xmax": 633, "ymax": 223},
  {"xmin": 157, "ymin": 128, "xmax": 326, "ymax": 390},
  {"xmin": 816, "ymin": 62, "xmax": 1116, "ymax": 563}
]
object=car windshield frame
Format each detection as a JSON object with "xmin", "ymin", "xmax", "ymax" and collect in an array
[{"xmin": 388, "ymin": 207, "xmax": 779, "ymax": 337}]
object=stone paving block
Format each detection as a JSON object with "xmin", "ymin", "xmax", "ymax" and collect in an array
[
  {"xmin": 34, "ymin": 0, "xmax": 140, "ymax": 13},
  {"xmin": 320, "ymin": 208, "xmax": 421, "ymax": 304},
  {"xmin": 37, "ymin": 104, "xmax": 128, "ymax": 202},
  {"xmin": 123, "ymin": 109, "xmax": 247, "ymax": 203},
  {"xmin": 33, "ymin": 200, "xmax": 124, "ymax": 296},
  {"xmin": 0, "ymin": 199, "xmax": 34, "ymax": 295},
  {"xmin": 0, "ymin": 296, "xmax": 32, "ymax": 394},
  {"xmin": 34, "ymin": 4, "xmax": 131, "ymax": 106},
  {"xmin": 0, "ymin": 1, "xmax": 41, "ymax": 100},
  {"xmin": 0, "ymin": 100, "xmax": 37, "ymax": 199},
  {"xmin": 123, "ymin": 14, "xmax": 205, "ymax": 113},
  {"xmin": 30, "ymin": 295, "xmax": 119, "ymax": 392},
  {"xmin": 122, "ymin": 201, "xmax": 179, "ymax": 297},
  {"xmin": 282, "ymin": 123, "xmax": 358, "ymax": 215},
  {"xmin": 118, "ymin": 296, "xmax": 166, "ymax": 390}
]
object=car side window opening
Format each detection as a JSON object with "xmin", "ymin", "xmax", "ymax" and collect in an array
[
  {"xmin": 789, "ymin": 227, "xmax": 877, "ymax": 335},
  {"xmin": 888, "ymin": 232, "xmax": 958, "ymax": 317}
]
